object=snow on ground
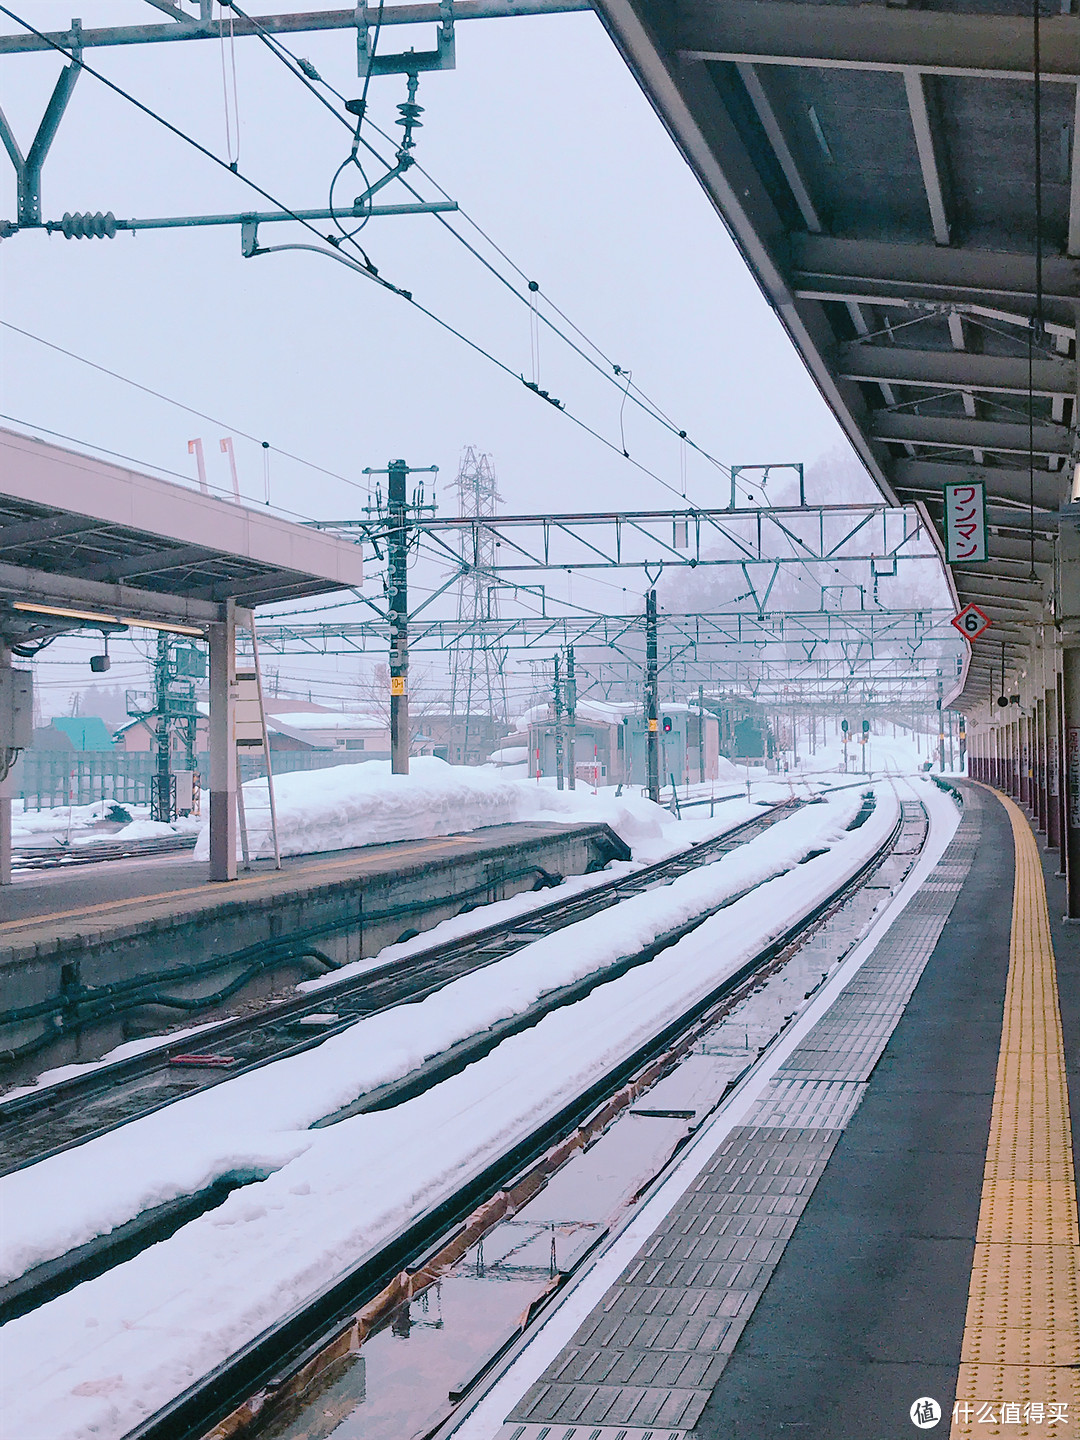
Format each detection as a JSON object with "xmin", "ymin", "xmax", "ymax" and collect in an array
[
  {"xmin": 0, "ymin": 789, "xmax": 866, "ymax": 1291},
  {"xmin": 0, "ymin": 786, "xmax": 906, "ymax": 1440},
  {"xmin": 10, "ymin": 801, "xmax": 198, "ymax": 848},
  {"xmin": 10, "ymin": 801, "xmax": 116, "ymax": 839},
  {"xmin": 192, "ymin": 756, "xmax": 683, "ymax": 862}
]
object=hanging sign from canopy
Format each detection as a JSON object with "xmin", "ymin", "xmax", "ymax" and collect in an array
[{"xmin": 943, "ymin": 481, "xmax": 988, "ymax": 563}]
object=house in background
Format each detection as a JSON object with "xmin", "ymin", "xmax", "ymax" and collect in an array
[
  {"xmin": 267, "ymin": 711, "xmax": 391, "ymax": 755},
  {"xmin": 32, "ymin": 716, "xmax": 115, "ymax": 752}
]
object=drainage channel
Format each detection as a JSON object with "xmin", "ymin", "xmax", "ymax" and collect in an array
[{"xmin": 123, "ymin": 798, "xmax": 922, "ymax": 1440}]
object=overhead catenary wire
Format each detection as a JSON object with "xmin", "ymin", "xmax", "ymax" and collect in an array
[
  {"xmin": 0, "ymin": 2, "xmax": 720, "ymax": 515},
  {"xmin": 211, "ymin": 2, "xmax": 743, "ymax": 502},
  {"xmin": 0, "ymin": 320, "xmax": 370, "ymax": 497}
]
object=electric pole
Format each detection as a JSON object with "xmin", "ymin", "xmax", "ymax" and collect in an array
[
  {"xmin": 937, "ymin": 676, "xmax": 945, "ymax": 773},
  {"xmin": 698, "ymin": 682, "xmax": 706, "ymax": 783},
  {"xmin": 154, "ymin": 633, "xmax": 172, "ymax": 824},
  {"xmin": 566, "ymin": 646, "xmax": 577, "ymax": 791},
  {"xmin": 646, "ymin": 589, "xmax": 660, "ymax": 803},
  {"xmin": 553, "ymin": 652, "xmax": 565, "ymax": 791},
  {"xmin": 362, "ymin": 458, "xmax": 437, "ymax": 776}
]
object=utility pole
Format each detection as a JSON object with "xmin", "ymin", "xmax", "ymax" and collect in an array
[
  {"xmin": 698, "ymin": 683, "xmax": 706, "ymax": 783},
  {"xmin": 645, "ymin": 589, "xmax": 660, "ymax": 803},
  {"xmin": 387, "ymin": 459, "xmax": 410, "ymax": 776},
  {"xmin": 566, "ymin": 646, "xmax": 577, "ymax": 791},
  {"xmin": 363, "ymin": 458, "xmax": 438, "ymax": 777},
  {"xmin": 937, "ymin": 677, "xmax": 945, "ymax": 773},
  {"xmin": 153, "ymin": 633, "xmax": 173, "ymax": 823},
  {"xmin": 553, "ymin": 653, "xmax": 565, "ymax": 791}
]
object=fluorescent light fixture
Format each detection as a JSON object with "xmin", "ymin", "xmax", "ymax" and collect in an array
[
  {"xmin": 1071, "ymin": 460, "xmax": 1080, "ymax": 503},
  {"xmin": 12, "ymin": 602, "xmax": 204, "ymax": 637}
]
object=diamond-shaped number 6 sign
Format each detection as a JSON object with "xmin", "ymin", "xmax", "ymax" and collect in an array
[{"xmin": 951, "ymin": 603, "xmax": 991, "ymax": 641}]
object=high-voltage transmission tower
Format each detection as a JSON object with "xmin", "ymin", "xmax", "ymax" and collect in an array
[{"xmin": 448, "ymin": 448, "xmax": 508, "ymax": 763}]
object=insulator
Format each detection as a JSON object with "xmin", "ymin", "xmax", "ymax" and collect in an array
[{"xmin": 59, "ymin": 211, "xmax": 118, "ymax": 239}]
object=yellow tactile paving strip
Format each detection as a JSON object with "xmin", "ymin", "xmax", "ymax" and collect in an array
[{"xmin": 950, "ymin": 791, "xmax": 1080, "ymax": 1436}]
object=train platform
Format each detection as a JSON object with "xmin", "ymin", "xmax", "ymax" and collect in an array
[
  {"xmin": 0, "ymin": 820, "xmax": 629, "ymax": 1076},
  {"xmin": 467, "ymin": 781, "xmax": 1079, "ymax": 1440}
]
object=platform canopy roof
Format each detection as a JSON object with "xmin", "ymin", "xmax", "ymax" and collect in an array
[
  {"xmin": 0, "ymin": 427, "xmax": 364, "ymax": 651},
  {"xmin": 593, "ymin": 0, "xmax": 1075, "ymax": 708}
]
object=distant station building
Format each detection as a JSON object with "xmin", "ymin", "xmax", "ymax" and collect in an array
[{"xmin": 524, "ymin": 699, "xmax": 720, "ymax": 787}]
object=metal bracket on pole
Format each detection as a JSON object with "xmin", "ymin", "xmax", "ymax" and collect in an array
[
  {"xmin": 0, "ymin": 41, "xmax": 81, "ymax": 229},
  {"xmin": 730, "ymin": 463, "xmax": 806, "ymax": 510},
  {"xmin": 357, "ymin": 0, "xmax": 455, "ymax": 77}
]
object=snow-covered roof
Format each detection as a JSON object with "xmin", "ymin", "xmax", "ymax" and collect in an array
[
  {"xmin": 269, "ymin": 712, "xmax": 387, "ymax": 733},
  {"xmin": 514, "ymin": 698, "xmax": 636, "ymax": 731}
]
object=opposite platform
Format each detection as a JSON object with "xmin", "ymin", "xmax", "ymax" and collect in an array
[{"xmin": 0, "ymin": 820, "xmax": 628, "ymax": 1077}]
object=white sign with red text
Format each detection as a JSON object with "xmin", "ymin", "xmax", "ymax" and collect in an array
[{"xmin": 944, "ymin": 481, "xmax": 988, "ymax": 563}]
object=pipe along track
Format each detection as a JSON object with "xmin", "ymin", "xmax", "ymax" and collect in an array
[
  {"xmin": 94, "ymin": 794, "xmax": 919, "ymax": 1440},
  {"xmin": 0, "ymin": 799, "xmax": 805, "ymax": 1180}
]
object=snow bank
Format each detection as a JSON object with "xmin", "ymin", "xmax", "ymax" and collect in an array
[
  {"xmin": 0, "ymin": 788, "xmax": 902, "ymax": 1440},
  {"xmin": 0, "ymin": 791, "xmax": 865, "ymax": 1289},
  {"xmin": 192, "ymin": 757, "xmax": 680, "ymax": 861}
]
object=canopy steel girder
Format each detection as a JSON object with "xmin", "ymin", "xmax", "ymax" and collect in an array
[
  {"xmin": 0, "ymin": 2, "xmax": 592, "ymax": 56},
  {"xmin": 837, "ymin": 344, "xmax": 1076, "ymax": 398},
  {"xmin": 589, "ymin": 0, "xmax": 1080, "ymax": 715},
  {"xmin": 673, "ymin": 1, "xmax": 1080, "ymax": 82},
  {"xmin": 315, "ymin": 502, "xmax": 938, "ymax": 574}
]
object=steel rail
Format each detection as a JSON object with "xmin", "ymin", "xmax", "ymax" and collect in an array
[
  {"xmin": 0, "ymin": 800, "xmax": 802, "ymax": 1178},
  {"xmin": 122, "ymin": 796, "xmax": 921, "ymax": 1440}
]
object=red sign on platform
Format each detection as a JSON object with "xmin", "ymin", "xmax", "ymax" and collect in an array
[{"xmin": 950, "ymin": 603, "xmax": 991, "ymax": 642}]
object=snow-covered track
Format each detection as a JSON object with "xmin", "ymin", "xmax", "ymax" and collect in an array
[
  {"xmin": 119, "ymin": 797, "xmax": 918, "ymax": 1440},
  {"xmin": 0, "ymin": 800, "xmax": 807, "ymax": 1179}
]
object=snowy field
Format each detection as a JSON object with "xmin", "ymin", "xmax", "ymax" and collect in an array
[{"xmin": 0, "ymin": 779, "xmax": 930, "ymax": 1440}]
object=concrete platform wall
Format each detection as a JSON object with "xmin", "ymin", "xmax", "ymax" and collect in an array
[{"xmin": 0, "ymin": 822, "xmax": 629, "ymax": 1073}]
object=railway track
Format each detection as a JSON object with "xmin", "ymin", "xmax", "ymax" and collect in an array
[
  {"xmin": 119, "ymin": 794, "xmax": 922, "ymax": 1440},
  {"xmin": 0, "ymin": 797, "xmax": 809, "ymax": 1179},
  {"xmin": 11, "ymin": 833, "xmax": 197, "ymax": 869}
]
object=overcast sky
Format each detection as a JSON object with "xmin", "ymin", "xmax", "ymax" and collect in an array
[{"xmin": 0, "ymin": 2, "xmax": 956, "ymax": 718}]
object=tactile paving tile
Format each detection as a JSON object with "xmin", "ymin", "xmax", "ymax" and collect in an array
[
  {"xmin": 505, "ymin": 1127, "xmax": 840, "ymax": 1437},
  {"xmin": 951, "ymin": 793, "xmax": 1080, "ymax": 1437},
  {"xmin": 496, "ymin": 1425, "xmax": 687, "ymax": 1440},
  {"xmin": 501, "ymin": 795, "xmax": 983, "ymax": 1439},
  {"xmin": 746, "ymin": 1079, "xmax": 866, "ymax": 1130}
]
